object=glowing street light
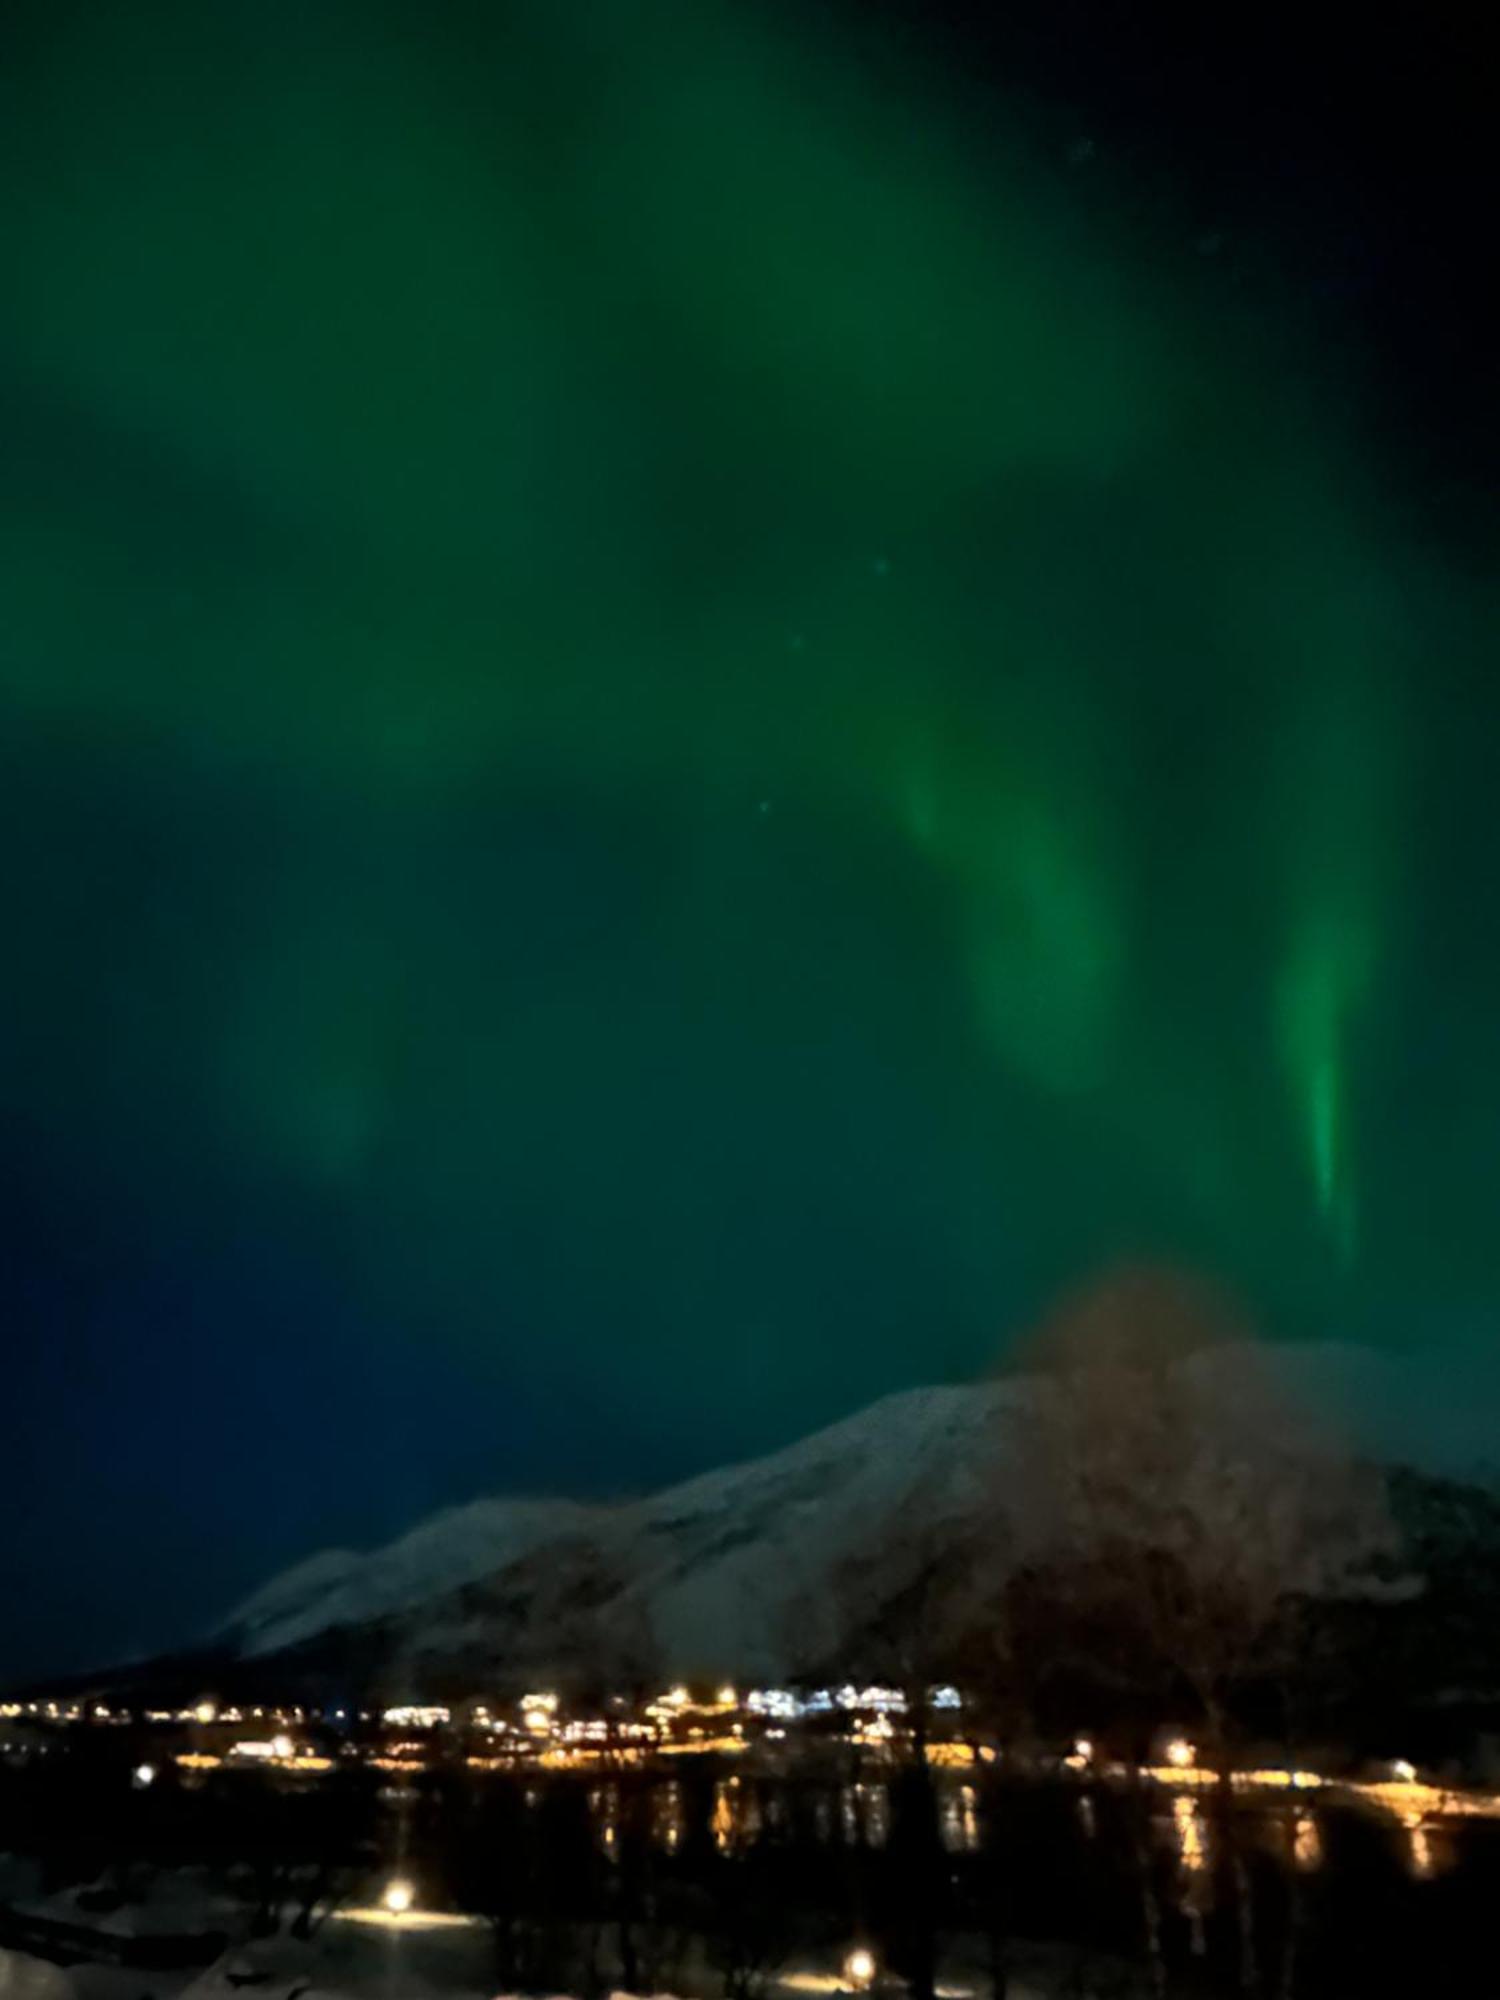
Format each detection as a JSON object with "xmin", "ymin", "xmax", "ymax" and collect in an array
[
  {"xmin": 194, "ymin": 1701, "xmax": 217, "ymax": 1726},
  {"xmin": 1392, "ymin": 1759, "xmax": 1417, "ymax": 1784},
  {"xmin": 1165, "ymin": 1738, "xmax": 1196, "ymax": 1770},
  {"xmin": 270, "ymin": 1734, "xmax": 294, "ymax": 1760},
  {"xmin": 132, "ymin": 1763, "xmax": 156, "ymax": 1789},
  {"xmin": 844, "ymin": 1947, "xmax": 877, "ymax": 1991},
  {"xmin": 382, "ymin": 1879, "xmax": 414, "ymax": 1916},
  {"xmin": 1074, "ymin": 1737, "xmax": 1094, "ymax": 1762}
]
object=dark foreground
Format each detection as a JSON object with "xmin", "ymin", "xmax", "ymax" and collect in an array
[{"xmin": 3, "ymin": 1757, "xmax": 1497, "ymax": 1997}]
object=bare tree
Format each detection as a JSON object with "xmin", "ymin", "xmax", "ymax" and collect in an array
[
  {"xmin": 1015, "ymin": 1265, "xmax": 1403, "ymax": 1996},
  {"xmin": 1020, "ymin": 1266, "xmax": 1400, "ymax": 1750}
]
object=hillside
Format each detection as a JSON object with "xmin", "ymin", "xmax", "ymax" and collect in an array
[{"xmin": 204, "ymin": 1344, "xmax": 1500, "ymax": 1703}]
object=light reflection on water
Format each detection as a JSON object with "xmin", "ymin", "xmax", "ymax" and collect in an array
[
  {"xmin": 1400, "ymin": 1813, "xmax": 1453, "ymax": 1881},
  {"xmin": 1168, "ymin": 1795, "xmax": 1212, "ymax": 1956},
  {"xmin": 940, "ymin": 1782, "xmax": 981, "ymax": 1853},
  {"xmin": 589, "ymin": 1780, "xmax": 619, "ymax": 1860},
  {"xmin": 551, "ymin": 1763, "xmax": 1500, "ymax": 2000},
  {"xmin": 1293, "ymin": 1811, "xmax": 1323, "ymax": 1872},
  {"xmin": 576, "ymin": 1772, "xmax": 1458, "ymax": 1905},
  {"xmin": 1172, "ymin": 1793, "xmax": 1209, "ymax": 1874},
  {"xmin": 653, "ymin": 1779, "xmax": 684, "ymax": 1853},
  {"xmin": 580, "ymin": 1773, "xmax": 991, "ymax": 1854},
  {"xmin": 840, "ymin": 1781, "xmax": 890, "ymax": 1849},
  {"xmin": 712, "ymin": 1775, "xmax": 763, "ymax": 1852}
]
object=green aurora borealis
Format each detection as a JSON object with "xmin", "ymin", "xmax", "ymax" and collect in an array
[{"xmin": 1, "ymin": 0, "xmax": 1494, "ymax": 1668}]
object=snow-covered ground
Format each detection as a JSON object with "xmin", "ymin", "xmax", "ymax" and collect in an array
[
  {"xmin": 0, "ymin": 1855, "xmax": 1148, "ymax": 2000},
  {"xmin": 3, "ymin": 1928, "xmax": 1149, "ymax": 2000}
]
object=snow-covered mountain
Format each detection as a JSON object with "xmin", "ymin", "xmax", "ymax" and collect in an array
[
  {"xmin": 214, "ymin": 1343, "xmax": 1499, "ymax": 1693},
  {"xmin": 220, "ymin": 1380, "xmax": 1038, "ymax": 1683},
  {"xmin": 224, "ymin": 1499, "xmax": 605, "ymax": 1659}
]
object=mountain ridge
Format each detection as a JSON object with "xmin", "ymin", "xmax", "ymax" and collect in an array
[{"xmin": 211, "ymin": 1344, "xmax": 1498, "ymax": 1696}]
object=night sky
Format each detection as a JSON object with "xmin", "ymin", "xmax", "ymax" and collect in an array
[{"xmin": 1, "ymin": 0, "xmax": 1493, "ymax": 1679}]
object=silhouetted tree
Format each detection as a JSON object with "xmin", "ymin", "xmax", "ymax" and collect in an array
[{"xmin": 1015, "ymin": 1265, "xmax": 1403, "ymax": 1996}]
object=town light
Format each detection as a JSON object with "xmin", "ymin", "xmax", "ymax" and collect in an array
[
  {"xmin": 271, "ymin": 1734, "xmax": 294, "ymax": 1760},
  {"xmin": 194, "ymin": 1701, "xmax": 217, "ymax": 1725},
  {"xmin": 844, "ymin": 1946, "xmax": 877, "ymax": 1990},
  {"xmin": 132, "ymin": 1763, "xmax": 156, "ymax": 1788},
  {"xmin": 1392, "ymin": 1759, "xmax": 1417, "ymax": 1784},
  {"xmin": 1074, "ymin": 1737, "xmax": 1094, "ymax": 1762},
  {"xmin": 1165, "ymin": 1738, "xmax": 1196, "ymax": 1769},
  {"xmin": 717, "ymin": 1685, "xmax": 736, "ymax": 1707},
  {"xmin": 382, "ymin": 1879, "xmax": 414, "ymax": 1916}
]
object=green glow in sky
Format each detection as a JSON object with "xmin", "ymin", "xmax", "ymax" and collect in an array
[{"xmin": 0, "ymin": 0, "xmax": 1492, "ymax": 1468}]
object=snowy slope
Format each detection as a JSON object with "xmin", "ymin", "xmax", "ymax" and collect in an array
[
  {"xmin": 225, "ymin": 1497, "xmax": 604, "ymax": 1657},
  {"xmin": 217, "ymin": 1343, "xmax": 1494, "ymax": 1683},
  {"xmin": 218, "ymin": 1380, "xmax": 1039, "ymax": 1672}
]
